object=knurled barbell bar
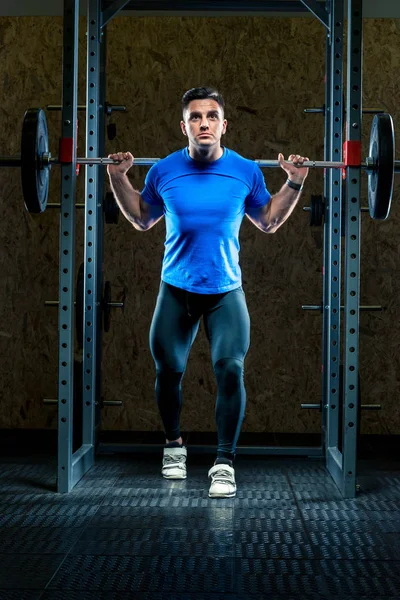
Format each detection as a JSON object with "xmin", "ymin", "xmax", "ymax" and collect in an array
[{"xmin": 1, "ymin": 108, "xmax": 399, "ymax": 220}]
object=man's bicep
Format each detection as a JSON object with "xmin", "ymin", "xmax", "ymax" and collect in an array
[
  {"xmin": 140, "ymin": 195, "xmax": 164, "ymax": 229},
  {"xmin": 245, "ymin": 203, "xmax": 270, "ymax": 232}
]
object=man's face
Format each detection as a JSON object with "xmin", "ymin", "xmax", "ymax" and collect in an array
[{"xmin": 180, "ymin": 99, "xmax": 227, "ymax": 149}]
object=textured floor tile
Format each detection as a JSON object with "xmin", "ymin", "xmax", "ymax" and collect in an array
[
  {"xmin": 0, "ymin": 554, "xmax": 64, "ymax": 589},
  {"xmin": 0, "ymin": 514, "xmax": 92, "ymax": 528},
  {"xmin": 91, "ymin": 506, "xmax": 233, "ymax": 529},
  {"xmin": 234, "ymin": 531, "xmax": 316, "ymax": 559},
  {"xmin": 48, "ymin": 555, "xmax": 234, "ymax": 592},
  {"xmin": 73, "ymin": 527, "xmax": 234, "ymax": 556},
  {"xmin": 233, "ymin": 558, "xmax": 325, "ymax": 596},
  {"xmin": 321, "ymin": 560, "xmax": 400, "ymax": 596},
  {"xmin": 308, "ymin": 531, "xmax": 399, "ymax": 559},
  {"xmin": 304, "ymin": 518, "xmax": 383, "ymax": 534},
  {"xmin": 0, "ymin": 527, "xmax": 83, "ymax": 554},
  {"xmin": 0, "ymin": 591, "xmax": 42, "ymax": 600},
  {"xmin": 0, "ymin": 503, "xmax": 101, "ymax": 517}
]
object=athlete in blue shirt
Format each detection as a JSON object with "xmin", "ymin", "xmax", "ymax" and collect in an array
[{"xmin": 108, "ymin": 87, "xmax": 309, "ymax": 498}]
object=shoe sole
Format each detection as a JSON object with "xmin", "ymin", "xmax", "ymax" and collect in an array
[
  {"xmin": 208, "ymin": 491, "xmax": 236, "ymax": 498},
  {"xmin": 162, "ymin": 474, "xmax": 187, "ymax": 479}
]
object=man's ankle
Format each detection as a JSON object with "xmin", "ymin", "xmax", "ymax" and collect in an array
[
  {"xmin": 166, "ymin": 437, "xmax": 183, "ymax": 446},
  {"xmin": 214, "ymin": 457, "xmax": 233, "ymax": 467}
]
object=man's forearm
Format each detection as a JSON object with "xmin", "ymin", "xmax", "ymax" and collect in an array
[
  {"xmin": 264, "ymin": 182, "xmax": 303, "ymax": 233},
  {"xmin": 109, "ymin": 173, "xmax": 144, "ymax": 230}
]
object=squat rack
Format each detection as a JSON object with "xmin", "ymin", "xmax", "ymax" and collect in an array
[{"xmin": 58, "ymin": 0, "xmax": 363, "ymax": 498}]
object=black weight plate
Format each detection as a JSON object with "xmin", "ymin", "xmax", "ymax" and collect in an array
[
  {"xmin": 104, "ymin": 191, "xmax": 120, "ymax": 225},
  {"xmin": 310, "ymin": 194, "xmax": 324, "ymax": 226},
  {"xmin": 103, "ymin": 281, "xmax": 111, "ymax": 333},
  {"xmin": 21, "ymin": 108, "xmax": 49, "ymax": 213},
  {"xmin": 75, "ymin": 263, "xmax": 84, "ymax": 350},
  {"xmin": 368, "ymin": 113, "xmax": 394, "ymax": 220}
]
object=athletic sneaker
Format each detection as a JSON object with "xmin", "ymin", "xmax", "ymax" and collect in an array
[
  {"xmin": 208, "ymin": 463, "xmax": 237, "ymax": 498},
  {"xmin": 161, "ymin": 445, "xmax": 187, "ymax": 479}
]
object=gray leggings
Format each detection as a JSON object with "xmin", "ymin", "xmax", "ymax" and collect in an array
[{"xmin": 149, "ymin": 281, "xmax": 250, "ymax": 460}]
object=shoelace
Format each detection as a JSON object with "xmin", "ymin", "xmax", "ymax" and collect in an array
[
  {"xmin": 164, "ymin": 454, "xmax": 185, "ymax": 465},
  {"xmin": 211, "ymin": 469, "xmax": 235, "ymax": 483}
]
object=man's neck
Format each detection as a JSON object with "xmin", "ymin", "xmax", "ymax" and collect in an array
[{"xmin": 188, "ymin": 144, "xmax": 224, "ymax": 163}]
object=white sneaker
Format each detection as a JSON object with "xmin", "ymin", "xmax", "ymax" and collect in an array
[
  {"xmin": 161, "ymin": 446, "xmax": 187, "ymax": 479},
  {"xmin": 208, "ymin": 464, "xmax": 237, "ymax": 498}
]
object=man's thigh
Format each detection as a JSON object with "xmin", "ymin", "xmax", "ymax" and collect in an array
[
  {"xmin": 203, "ymin": 287, "xmax": 250, "ymax": 366},
  {"xmin": 149, "ymin": 282, "xmax": 200, "ymax": 371}
]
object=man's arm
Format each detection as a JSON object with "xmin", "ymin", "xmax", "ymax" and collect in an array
[
  {"xmin": 246, "ymin": 153, "xmax": 309, "ymax": 234},
  {"xmin": 109, "ymin": 172, "xmax": 164, "ymax": 231},
  {"xmin": 246, "ymin": 182, "xmax": 303, "ymax": 234},
  {"xmin": 107, "ymin": 151, "xmax": 164, "ymax": 231}
]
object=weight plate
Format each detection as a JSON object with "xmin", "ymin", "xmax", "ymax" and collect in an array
[
  {"xmin": 310, "ymin": 194, "xmax": 324, "ymax": 226},
  {"xmin": 103, "ymin": 281, "xmax": 112, "ymax": 333},
  {"xmin": 21, "ymin": 108, "xmax": 50, "ymax": 213},
  {"xmin": 104, "ymin": 191, "xmax": 120, "ymax": 225},
  {"xmin": 75, "ymin": 263, "xmax": 84, "ymax": 350},
  {"xmin": 368, "ymin": 113, "xmax": 394, "ymax": 220}
]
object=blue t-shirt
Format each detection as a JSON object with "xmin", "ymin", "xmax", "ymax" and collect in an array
[{"xmin": 141, "ymin": 147, "xmax": 271, "ymax": 294}]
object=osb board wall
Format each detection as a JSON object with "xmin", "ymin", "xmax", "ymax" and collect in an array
[{"xmin": 0, "ymin": 16, "xmax": 399, "ymax": 436}]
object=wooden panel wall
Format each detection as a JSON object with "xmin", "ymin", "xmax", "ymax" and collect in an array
[{"xmin": 0, "ymin": 16, "xmax": 399, "ymax": 436}]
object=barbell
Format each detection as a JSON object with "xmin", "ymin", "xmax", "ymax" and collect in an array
[{"xmin": 1, "ymin": 107, "xmax": 398, "ymax": 220}]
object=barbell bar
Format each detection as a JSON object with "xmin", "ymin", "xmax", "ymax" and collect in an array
[
  {"xmin": 2, "ymin": 108, "xmax": 398, "ymax": 220},
  {"xmin": 3, "ymin": 153, "xmax": 399, "ymax": 171}
]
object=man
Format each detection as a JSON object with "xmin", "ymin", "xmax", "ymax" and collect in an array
[{"xmin": 107, "ymin": 86, "xmax": 308, "ymax": 498}]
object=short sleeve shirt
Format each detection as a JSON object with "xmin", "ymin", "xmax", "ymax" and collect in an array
[{"xmin": 141, "ymin": 147, "xmax": 271, "ymax": 294}]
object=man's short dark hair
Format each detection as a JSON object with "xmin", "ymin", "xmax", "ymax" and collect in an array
[{"xmin": 182, "ymin": 87, "xmax": 225, "ymax": 115}]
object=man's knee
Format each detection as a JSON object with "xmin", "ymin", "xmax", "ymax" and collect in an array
[
  {"xmin": 213, "ymin": 358, "xmax": 244, "ymax": 395},
  {"xmin": 156, "ymin": 369, "xmax": 184, "ymax": 389}
]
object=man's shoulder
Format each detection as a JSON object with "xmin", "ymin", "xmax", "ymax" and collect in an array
[
  {"xmin": 224, "ymin": 148, "xmax": 257, "ymax": 172},
  {"xmin": 145, "ymin": 148, "xmax": 186, "ymax": 182},
  {"xmin": 155, "ymin": 148, "xmax": 186, "ymax": 169},
  {"xmin": 227, "ymin": 148, "xmax": 256, "ymax": 168}
]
